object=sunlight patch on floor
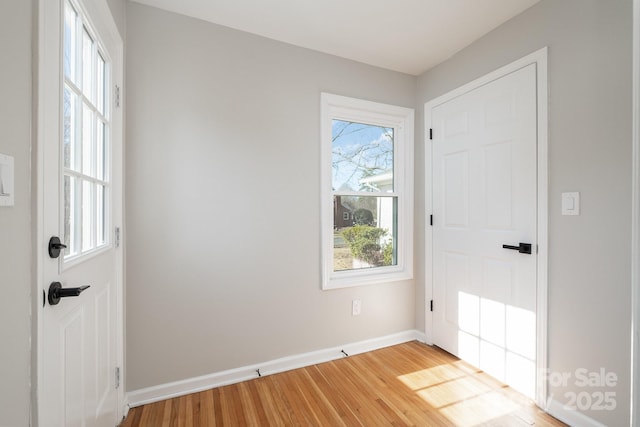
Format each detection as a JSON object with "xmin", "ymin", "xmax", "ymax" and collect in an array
[
  {"xmin": 396, "ymin": 364, "xmax": 466, "ymax": 391},
  {"xmin": 397, "ymin": 356, "xmax": 539, "ymax": 426},
  {"xmin": 416, "ymin": 375, "xmax": 493, "ymax": 407},
  {"xmin": 438, "ymin": 390, "xmax": 524, "ymax": 426}
]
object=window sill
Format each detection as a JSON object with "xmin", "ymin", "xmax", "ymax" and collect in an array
[{"xmin": 323, "ymin": 266, "xmax": 413, "ymax": 290}]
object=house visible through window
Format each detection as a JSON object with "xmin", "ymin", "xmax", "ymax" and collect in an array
[{"xmin": 321, "ymin": 94, "xmax": 414, "ymax": 289}]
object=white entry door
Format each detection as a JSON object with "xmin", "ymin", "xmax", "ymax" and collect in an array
[
  {"xmin": 431, "ymin": 64, "xmax": 538, "ymax": 398},
  {"xmin": 38, "ymin": 0, "xmax": 123, "ymax": 425}
]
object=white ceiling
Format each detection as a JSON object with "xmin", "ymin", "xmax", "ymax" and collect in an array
[{"xmin": 130, "ymin": 0, "xmax": 540, "ymax": 76}]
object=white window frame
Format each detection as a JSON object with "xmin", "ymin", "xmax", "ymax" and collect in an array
[
  {"xmin": 61, "ymin": 0, "xmax": 113, "ymax": 269},
  {"xmin": 321, "ymin": 93, "xmax": 414, "ymax": 290}
]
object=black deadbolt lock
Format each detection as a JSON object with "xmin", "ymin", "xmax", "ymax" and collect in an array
[{"xmin": 48, "ymin": 236, "xmax": 67, "ymax": 258}]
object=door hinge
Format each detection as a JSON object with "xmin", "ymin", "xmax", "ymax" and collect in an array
[
  {"xmin": 115, "ymin": 85, "xmax": 121, "ymax": 108},
  {"xmin": 430, "ymin": 300, "xmax": 433, "ymax": 312},
  {"xmin": 429, "ymin": 128, "xmax": 433, "ymax": 140},
  {"xmin": 115, "ymin": 367, "xmax": 121, "ymax": 389},
  {"xmin": 430, "ymin": 215, "xmax": 433, "ymax": 226},
  {"xmin": 115, "ymin": 227, "xmax": 121, "ymax": 248}
]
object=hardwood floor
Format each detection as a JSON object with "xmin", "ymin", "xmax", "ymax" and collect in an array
[{"xmin": 121, "ymin": 341, "xmax": 565, "ymax": 426}]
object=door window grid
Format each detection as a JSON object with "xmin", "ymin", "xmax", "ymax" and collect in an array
[{"xmin": 63, "ymin": 0, "xmax": 110, "ymax": 260}]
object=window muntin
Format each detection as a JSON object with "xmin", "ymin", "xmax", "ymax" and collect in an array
[
  {"xmin": 63, "ymin": 0, "xmax": 110, "ymax": 261},
  {"xmin": 322, "ymin": 93, "xmax": 414, "ymax": 289}
]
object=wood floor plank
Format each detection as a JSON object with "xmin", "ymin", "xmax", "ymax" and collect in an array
[
  {"xmin": 319, "ymin": 359, "xmax": 389, "ymax": 424},
  {"xmin": 256, "ymin": 376, "xmax": 296, "ymax": 426},
  {"xmin": 135, "ymin": 402, "xmax": 152, "ymax": 426},
  {"xmin": 211, "ymin": 387, "xmax": 224, "ymax": 426},
  {"xmin": 122, "ymin": 342, "xmax": 566, "ymax": 427},
  {"xmin": 199, "ymin": 388, "xmax": 214, "ymax": 426},
  {"xmin": 301, "ymin": 367, "xmax": 348, "ymax": 426},
  {"xmin": 160, "ymin": 399, "xmax": 172, "ymax": 427},
  {"xmin": 277, "ymin": 369, "xmax": 323, "ymax": 425},
  {"xmin": 171, "ymin": 395, "xmax": 185, "ymax": 427},
  {"xmin": 349, "ymin": 351, "xmax": 430, "ymax": 425},
  {"xmin": 191, "ymin": 391, "xmax": 201, "ymax": 427},
  {"xmin": 147, "ymin": 401, "xmax": 165, "ymax": 426},
  {"xmin": 185, "ymin": 394, "xmax": 194, "ymax": 427},
  {"xmin": 242, "ymin": 379, "xmax": 270, "ymax": 426},
  {"xmin": 304, "ymin": 364, "xmax": 363, "ymax": 426}
]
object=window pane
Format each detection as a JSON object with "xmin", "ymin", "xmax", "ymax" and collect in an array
[
  {"xmin": 332, "ymin": 120, "xmax": 394, "ymax": 192},
  {"xmin": 333, "ymin": 195, "xmax": 397, "ymax": 271},
  {"xmin": 64, "ymin": 175, "xmax": 77, "ymax": 256},
  {"xmin": 82, "ymin": 180, "xmax": 93, "ymax": 251},
  {"xmin": 97, "ymin": 53, "xmax": 105, "ymax": 115},
  {"xmin": 63, "ymin": 86, "xmax": 77, "ymax": 170},
  {"xmin": 82, "ymin": 28, "xmax": 93, "ymax": 101},
  {"xmin": 96, "ymin": 120, "xmax": 105, "ymax": 180},
  {"xmin": 96, "ymin": 184, "xmax": 105, "ymax": 246},
  {"xmin": 63, "ymin": 2, "xmax": 77, "ymax": 82},
  {"xmin": 82, "ymin": 103, "xmax": 93, "ymax": 176}
]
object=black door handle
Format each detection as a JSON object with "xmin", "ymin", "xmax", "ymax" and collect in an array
[
  {"xmin": 502, "ymin": 242, "xmax": 532, "ymax": 254},
  {"xmin": 48, "ymin": 282, "xmax": 90, "ymax": 306}
]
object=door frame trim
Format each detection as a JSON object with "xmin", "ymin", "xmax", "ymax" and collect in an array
[
  {"xmin": 423, "ymin": 47, "xmax": 548, "ymax": 408},
  {"xmin": 631, "ymin": 0, "xmax": 639, "ymax": 424},
  {"xmin": 34, "ymin": 0, "xmax": 125, "ymax": 423}
]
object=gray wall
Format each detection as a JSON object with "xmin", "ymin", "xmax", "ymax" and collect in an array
[
  {"xmin": 0, "ymin": 0, "xmax": 33, "ymax": 426},
  {"xmin": 106, "ymin": 0, "xmax": 126, "ymax": 39},
  {"xmin": 125, "ymin": 2, "xmax": 417, "ymax": 391},
  {"xmin": 416, "ymin": 0, "xmax": 632, "ymax": 424}
]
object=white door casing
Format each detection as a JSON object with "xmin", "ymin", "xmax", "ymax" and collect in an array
[
  {"xmin": 632, "ymin": 1, "xmax": 640, "ymax": 425},
  {"xmin": 425, "ymin": 48, "xmax": 548, "ymax": 406},
  {"xmin": 36, "ymin": 0, "xmax": 124, "ymax": 425}
]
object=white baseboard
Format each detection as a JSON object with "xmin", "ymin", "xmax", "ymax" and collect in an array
[
  {"xmin": 125, "ymin": 329, "xmax": 425, "ymax": 409},
  {"xmin": 545, "ymin": 397, "xmax": 608, "ymax": 427}
]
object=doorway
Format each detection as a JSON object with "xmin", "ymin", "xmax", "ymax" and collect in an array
[{"xmin": 424, "ymin": 48, "xmax": 548, "ymax": 407}]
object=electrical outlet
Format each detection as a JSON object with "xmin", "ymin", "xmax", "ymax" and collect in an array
[{"xmin": 352, "ymin": 299, "xmax": 362, "ymax": 316}]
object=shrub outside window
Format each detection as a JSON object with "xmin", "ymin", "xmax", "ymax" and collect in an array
[{"xmin": 321, "ymin": 93, "xmax": 414, "ymax": 289}]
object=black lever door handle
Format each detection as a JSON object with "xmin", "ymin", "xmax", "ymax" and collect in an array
[
  {"xmin": 502, "ymin": 243, "xmax": 532, "ymax": 254},
  {"xmin": 48, "ymin": 282, "xmax": 90, "ymax": 306}
]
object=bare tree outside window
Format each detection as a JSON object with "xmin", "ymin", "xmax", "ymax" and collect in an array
[{"xmin": 331, "ymin": 120, "xmax": 394, "ymax": 192}]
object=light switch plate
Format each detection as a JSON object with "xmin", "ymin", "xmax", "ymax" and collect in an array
[
  {"xmin": 561, "ymin": 192, "xmax": 579, "ymax": 216},
  {"xmin": 0, "ymin": 153, "xmax": 14, "ymax": 207}
]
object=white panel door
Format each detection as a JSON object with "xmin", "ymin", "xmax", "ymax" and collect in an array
[
  {"xmin": 39, "ymin": 0, "xmax": 123, "ymax": 425},
  {"xmin": 431, "ymin": 64, "xmax": 537, "ymax": 398}
]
